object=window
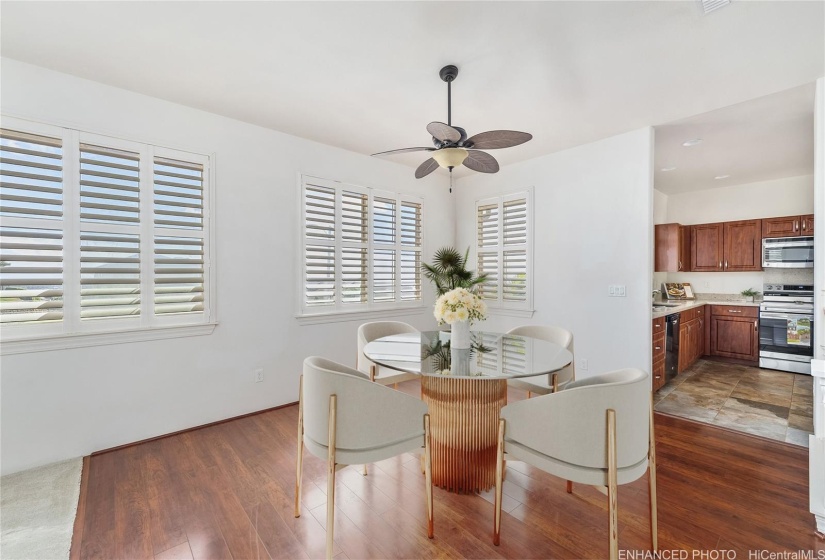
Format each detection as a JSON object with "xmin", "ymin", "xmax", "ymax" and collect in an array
[
  {"xmin": 300, "ymin": 175, "xmax": 423, "ymax": 316},
  {"xmin": 476, "ymin": 190, "xmax": 532, "ymax": 313},
  {"xmin": 0, "ymin": 117, "xmax": 213, "ymax": 347}
]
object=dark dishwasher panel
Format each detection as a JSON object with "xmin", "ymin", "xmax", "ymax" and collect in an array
[{"xmin": 665, "ymin": 313, "xmax": 680, "ymax": 383}]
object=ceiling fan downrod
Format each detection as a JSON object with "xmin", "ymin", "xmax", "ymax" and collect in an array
[{"xmin": 439, "ymin": 65, "xmax": 459, "ymax": 127}]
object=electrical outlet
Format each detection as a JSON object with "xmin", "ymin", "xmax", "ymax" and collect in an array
[
  {"xmin": 608, "ymin": 285, "xmax": 615, "ymax": 296},
  {"xmin": 704, "ymin": 281, "xmax": 711, "ymax": 289},
  {"xmin": 580, "ymin": 359, "xmax": 589, "ymax": 370},
  {"xmin": 253, "ymin": 368, "xmax": 264, "ymax": 383}
]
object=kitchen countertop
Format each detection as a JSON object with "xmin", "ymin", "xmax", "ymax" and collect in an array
[{"xmin": 651, "ymin": 299, "xmax": 761, "ymax": 319}]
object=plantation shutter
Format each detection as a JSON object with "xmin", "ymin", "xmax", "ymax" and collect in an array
[
  {"xmin": 400, "ymin": 201, "xmax": 422, "ymax": 301},
  {"xmin": 341, "ymin": 190, "xmax": 368, "ymax": 304},
  {"xmin": 304, "ymin": 182, "xmax": 336, "ymax": 307},
  {"xmin": 300, "ymin": 176, "xmax": 423, "ymax": 315},
  {"xmin": 0, "ymin": 129, "xmax": 64, "ymax": 324},
  {"xmin": 153, "ymin": 156, "xmax": 205, "ymax": 316},
  {"xmin": 502, "ymin": 199, "xmax": 528, "ymax": 302},
  {"xmin": 77, "ymin": 142, "xmax": 142, "ymax": 319},
  {"xmin": 476, "ymin": 193, "xmax": 530, "ymax": 308},
  {"xmin": 372, "ymin": 197, "xmax": 396, "ymax": 302}
]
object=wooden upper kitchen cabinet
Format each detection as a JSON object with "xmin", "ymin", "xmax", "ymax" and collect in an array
[
  {"xmin": 723, "ymin": 219, "xmax": 762, "ymax": 272},
  {"xmin": 709, "ymin": 305, "xmax": 759, "ymax": 364},
  {"xmin": 654, "ymin": 224, "xmax": 690, "ymax": 272},
  {"xmin": 691, "ymin": 223, "xmax": 723, "ymax": 271},
  {"xmin": 762, "ymin": 214, "xmax": 814, "ymax": 238},
  {"xmin": 801, "ymin": 215, "xmax": 814, "ymax": 235}
]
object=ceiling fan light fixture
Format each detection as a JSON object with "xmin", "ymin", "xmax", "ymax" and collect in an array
[{"xmin": 432, "ymin": 147, "xmax": 468, "ymax": 169}]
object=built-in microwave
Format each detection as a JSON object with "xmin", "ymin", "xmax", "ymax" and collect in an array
[{"xmin": 762, "ymin": 236, "xmax": 814, "ymax": 268}]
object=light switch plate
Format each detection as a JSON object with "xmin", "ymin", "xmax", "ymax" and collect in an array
[{"xmin": 608, "ymin": 285, "xmax": 626, "ymax": 297}]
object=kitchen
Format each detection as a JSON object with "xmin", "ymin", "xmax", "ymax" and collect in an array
[{"xmin": 650, "ymin": 84, "xmax": 815, "ymax": 446}]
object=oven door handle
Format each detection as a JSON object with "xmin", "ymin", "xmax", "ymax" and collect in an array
[{"xmin": 759, "ymin": 312, "xmax": 813, "ymax": 320}]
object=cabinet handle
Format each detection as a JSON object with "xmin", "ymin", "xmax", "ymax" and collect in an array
[
  {"xmin": 679, "ymin": 260, "xmax": 682, "ymax": 270},
  {"xmin": 802, "ymin": 221, "xmax": 807, "ymax": 231},
  {"xmin": 754, "ymin": 320, "xmax": 758, "ymax": 331},
  {"xmin": 655, "ymin": 346, "xmax": 662, "ymax": 350},
  {"xmin": 655, "ymin": 324, "xmax": 661, "ymax": 329},
  {"xmin": 655, "ymin": 375, "xmax": 662, "ymax": 379},
  {"xmin": 728, "ymin": 310, "xmax": 742, "ymax": 313},
  {"xmin": 795, "ymin": 220, "xmax": 799, "ymax": 232},
  {"xmin": 724, "ymin": 260, "xmax": 728, "ymax": 269},
  {"xmin": 719, "ymin": 261, "xmax": 722, "ymax": 268}
]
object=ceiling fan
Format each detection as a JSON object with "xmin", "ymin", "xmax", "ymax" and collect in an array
[{"xmin": 371, "ymin": 65, "xmax": 533, "ymax": 180}]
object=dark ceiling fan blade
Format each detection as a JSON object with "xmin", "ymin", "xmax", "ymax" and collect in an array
[
  {"xmin": 426, "ymin": 122, "xmax": 462, "ymax": 143},
  {"xmin": 463, "ymin": 150, "xmax": 500, "ymax": 174},
  {"xmin": 465, "ymin": 130, "xmax": 532, "ymax": 150},
  {"xmin": 371, "ymin": 147, "xmax": 435, "ymax": 157},
  {"xmin": 415, "ymin": 158, "xmax": 440, "ymax": 179}
]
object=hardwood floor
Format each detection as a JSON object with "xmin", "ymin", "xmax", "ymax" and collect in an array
[{"xmin": 73, "ymin": 381, "xmax": 823, "ymax": 559}]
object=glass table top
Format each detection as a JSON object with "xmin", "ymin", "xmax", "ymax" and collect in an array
[{"xmin": 362, "ymin": 330, "xmax": 573, "ymax": 379}]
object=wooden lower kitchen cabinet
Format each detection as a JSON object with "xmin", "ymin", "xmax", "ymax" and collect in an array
[
  {"xmin": 652, "ymin": 316, "xmax": 666, "ymax": 391},
  {"xmin": 709, "ymin": 305, "xmax": 759, "ymax": 364},
  {"xmin": 678, "ymin": 306, "xmax": 706, "ymax": 373}
]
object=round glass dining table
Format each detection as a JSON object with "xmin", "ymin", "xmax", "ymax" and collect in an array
[{"xmin": 363, "ymin": 330, "xmax": 573, "ymax": 493}]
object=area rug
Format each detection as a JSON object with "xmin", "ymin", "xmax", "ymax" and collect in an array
[{"xmin": 1, "ymin": 458, "xmax": 83, "ymax": 560}]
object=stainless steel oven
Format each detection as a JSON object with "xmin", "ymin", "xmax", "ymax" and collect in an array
[
  {"xmin": 759, "ymin": 284, "xmax": 814, "ymax": 375},
  {"xmin": 762, "ymin": 236, "xmax": 814, "ymax": 268}
]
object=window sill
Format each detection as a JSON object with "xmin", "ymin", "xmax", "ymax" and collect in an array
[
  {"xmin": 296, "ymin": 306, "xmax": 427, "ymax": 326},
  {"xmin": 0, "ymin": 322, "xmax": 218, "ymax": 355},
  {"xmin": 487, "ymin": 307, "xmax": 536, "ymax": 319}
]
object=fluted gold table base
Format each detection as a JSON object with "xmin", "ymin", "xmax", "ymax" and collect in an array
[{"xmin": 420, "ymin": 376, "xmax": 508, "ymax": 493}]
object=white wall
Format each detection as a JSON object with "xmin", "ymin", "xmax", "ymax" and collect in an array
[
  {"xmin": 0, "ymin": 59, "xmax": 454, "ymax": 475},
  {"xmin": 664, "ymin": 175, "xmax": 814, "ymax": 225},
  {"xmin": 660, "ymin": 175, "xmax": 814, "ymax": 294},
  {"xmin": 455, "ymin": 128, "xmax": 654, "ymax": 379}
]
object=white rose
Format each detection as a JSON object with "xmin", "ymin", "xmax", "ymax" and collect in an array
[
  {"xmin": 456, "ymin": 308, "xmax": 469, "ymax": 321},
  {"xmin": 444, "ymin": 310, "xmax": 457, "ymax": 324}
]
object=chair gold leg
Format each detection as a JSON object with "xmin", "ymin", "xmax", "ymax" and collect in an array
[
  {"xmin": 370, "ymin": 364, "xmax": 376, "ymax": 383},
  {"xmin": 294, "ymin": 375, "xmax": 304, "ymax": 518},
  {"xmin": 493, "ymin": 418, "xmax": 505, "ymax": 546},
  {"xmin": 424, "ymin": 414, "xmax": 434, "ymax": 539},
  {"xmin": 566, "ymin": 480, "xmax": 573, "ymax": 494},
  {"xmin": 527, "ymin": 390, "xmax": 532, "ymax": 399},
  {"xmin": 649, "ymin": 394, "xmax": 659, "ymax": 551},
  {"xmin": 326, "ymin": 395, "xmax": 337, "ymax": 560},
  {"xmin": 552, "ymin": 373, "xmax": 559, "ymax": 393},
  {"xmin": 607, "ymin": 409, "xmax": 618, "ymax": 560},
  {"xmin": 362, "ymin": 464, "xmax": 368, "ymax": 476}
]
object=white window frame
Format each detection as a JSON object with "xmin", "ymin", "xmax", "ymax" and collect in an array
[
  {"xmin": 475, "ymin": 188, "xmax": 534, "ymax": 317},
  {"xmin": 0, "ymin": 115, "xmax": 216, "ymax": 354},
  {"xmin": 296, "ymin": 174, "xmax": 425, "ymax": 323}
]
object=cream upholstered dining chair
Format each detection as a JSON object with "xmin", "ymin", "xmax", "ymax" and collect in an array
[
  {"xmin": 492, "ymin": 368, "xmax": 657, "ymax": 560},
  {"xmin": 294, "ymin": 356, "xmax": 433, "ymax": 560},
  {"xmin": 505, "ymin": 325, "xmax": 575, "ymax": 396},
  {"xmin": 357, "ymin": 321, "xmax": 420, "ymax": 386}
]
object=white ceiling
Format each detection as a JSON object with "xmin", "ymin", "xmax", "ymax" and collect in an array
[
  {"xmin": 654, "ymin": 84, "xmax": 816, "ymax": 194},
  {"xmin": 1, "ymin": 1, "xmax": 823, "ymax": 178}
]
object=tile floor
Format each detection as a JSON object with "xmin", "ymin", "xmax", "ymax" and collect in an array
[{"xmin": 653, "ymin": 359, "xmax": 814, "ymax": 447}]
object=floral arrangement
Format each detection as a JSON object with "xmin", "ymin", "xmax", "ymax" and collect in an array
[{"xmin": 433, "ymin": 287, "xmax": 488, "ymax": 325}]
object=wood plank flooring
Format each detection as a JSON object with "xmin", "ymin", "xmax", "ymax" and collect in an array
[{"xmin": 73, "ymin": 381, "xmax": 823, "ymax": 559}]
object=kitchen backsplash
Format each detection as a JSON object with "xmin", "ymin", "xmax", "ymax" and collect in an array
[
  {"xmin": 763, "ymin": 268, "xmax": 814, "ymax": 285},
  {"xmin": 658, "ymin": 268, "xmax": 813, "ymax": 296}
]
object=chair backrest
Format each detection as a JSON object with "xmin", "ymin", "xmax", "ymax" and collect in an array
[
  {"xmin": 506, "ymin": 325, "xmax": 575, "ymax": 384},
  {"xmin": 302, "ymin": 356, "xmax": 426, "ymax": 452},
  {"xmin": 356, "ymin": 321, "xmax": 419, "ymax": 373},
  {"xmin": 501, "ymin": 368, "xmax": 649, "ymax": 469}
]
